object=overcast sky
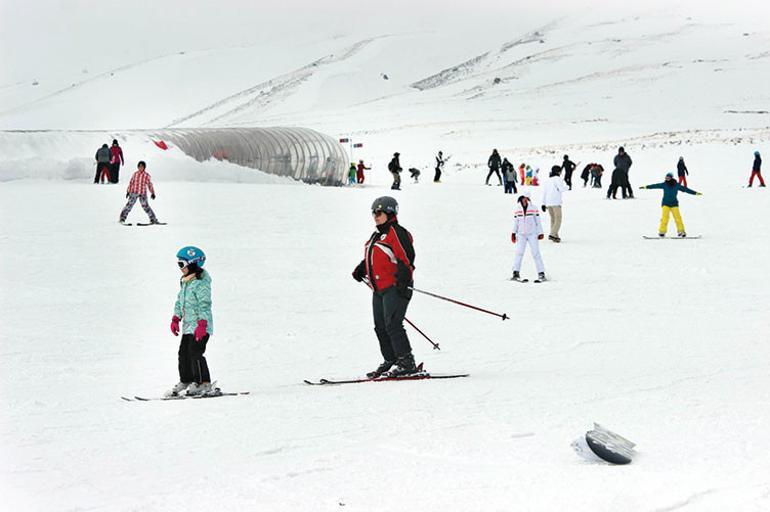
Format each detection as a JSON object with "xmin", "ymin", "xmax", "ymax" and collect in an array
[{"xmin": 2, "ymin": 0, "xmax": 768, "ymax": 83}]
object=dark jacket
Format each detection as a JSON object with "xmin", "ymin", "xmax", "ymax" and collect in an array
[
  {"xmin": 643, "ymin": 180, "xmax": 698, "ymax": 207},
  {"xmin": 562, "ymin": 158, "xmax": 576, "ymax": 176},
  {"xmin": 388, "ymin": 157, "xmax": 402, "ymax": 173},
  {"xmin": 488, "ymin": 152, "xmax": 501, "ymax": 170},
  {"xmin": 677, "ymin": 160, "xmax": 688, "ymax": 176},
  {"xmin": 95, "ymin": 146, "xmax": 111, "ymax": 163},
  {"xmin": 614, "ymin": 153, "xmax": 633, "ymax": 174},
  {"xmin": 754, "ymin": 155, "xmax": 762, "ymax": 172}
]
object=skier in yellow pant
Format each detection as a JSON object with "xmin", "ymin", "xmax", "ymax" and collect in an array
[{"xmin": 640, "ymin": 172, "xmax": 701, "ymax": 238}]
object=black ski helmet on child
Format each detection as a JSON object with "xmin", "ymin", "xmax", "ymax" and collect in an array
[{"xmin": 371, "ymin": 196, "xmax": 399, "ymax": 215}]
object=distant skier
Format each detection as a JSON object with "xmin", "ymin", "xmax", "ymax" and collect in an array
[
  {"xmin": 748, "ymin": 150, "xmax": 765, "ymax": 187},
  {"xmin": 166, "ymin": 246, "xmax": 215, "ymax": 397},
  {"xmin": 518, "ymin": 163, "xmax": 526, "ymax": 184},
  {"xmin": 677, "ymin": 157, "xmax": 689, "ymax": 187},
  {"xmin": 109, "ymin": 139, "xmax": 124, "ymax": 183},
  {"xmin": 388, "ymin": 152, "xmax": 402, "ymax": 190},
  {"xmin": 356, "ymin": 159, "xmax": 370, "ymax": 184},
  {"xmin": 408, "ymin": 167, "xmax": 421, "ymax": 183},
  {"xmin": 639, "ymin": 172, "xmax": 702, "ymax": 237},
  {"xmin": 486, "ymin": 149, "xmax": 502, "ymax": 186},
  {"xmin": 542, "ymin": 165, "xmax": 568, "ymax": 243},
  {"xmin": 434, "ymin": 151, "xmax": 445, "ymax": 183},
  {"xmin": 348, "ymin": 163, "xmax": 357, "ymax": 185},
  {"xmin": 501, "ymin": 158, "xmax": 517, "ymax": 194},
  {"xmin": 94, "ymin": 143, "xmax": 111, "ymax": 184},
  {"xmin": 119, "ymin": 161, "xmax": 161, "ymax": 225},
  {"xmin": 510, "ymin": 191, "xmax": 546, "ymax": 282},
  {"xmin": 614, "ymin": 146, "xmax": 634, "ymax": 198},
  {"xmin": 352, "ymin": 196, "xmax": 418, "ymax": 378},
  {"xmin": 562, "ymin": 154, "xmax": 576, "ymax": 190}
]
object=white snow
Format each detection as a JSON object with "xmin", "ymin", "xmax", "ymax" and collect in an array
[{"xmin": 2, "ymin": 1, "xmax": 770, "ymax": 510}]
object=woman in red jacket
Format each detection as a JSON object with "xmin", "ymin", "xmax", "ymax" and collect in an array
[{"xmin": 352, "ymin": 196, "xmax": 417, "ymax": 378}]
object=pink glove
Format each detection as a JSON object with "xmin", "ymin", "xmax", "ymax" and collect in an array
[
  {"xmin": 170, "ymin": 315, "xmax": 180, "ymax": 336},
  {"xmin": 194, "ymin": 319, "xmax": 208, "ymax": 341}
]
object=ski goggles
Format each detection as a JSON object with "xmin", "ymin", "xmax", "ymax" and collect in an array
[{"xmin": 177, "ymin": 260, "xmax": 189, "ymax": 268}]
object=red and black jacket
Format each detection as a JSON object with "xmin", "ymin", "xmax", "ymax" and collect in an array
[{"xmin": 357, "ymin": 218, "xmax": 415, "ymax": 293}]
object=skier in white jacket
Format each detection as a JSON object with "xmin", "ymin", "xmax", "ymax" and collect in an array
[
  {"xmin": 511, "ymin": 191, "xmax": 546, "ymax": 282},
  {"xmin": 541, "ymin": 165, "xmax": 569, "ymax": 243}
]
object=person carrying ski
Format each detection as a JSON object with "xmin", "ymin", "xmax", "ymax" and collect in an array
[
  {"xmin": 94, "ymin": 143, "xmax": 111, "ymax": 184},
  {"xmin": 748, "ymin": 150, "xmax": 765, "ymax": 187},
  {"xmin": 511, "ymin": 191, "xmax": 546, "ymax": 282},
  {"xmin": 501, "ymin": 158, "xmax": 517, "ymax": 194},
  {"xmin": 356, "ymin": 159, "xmax": 370, "ymax": 184},
  {"xmin": 352, "ymin": 196, "xmax": 417, "ymax": 378},
  {"xmin": 434, "ymin": 151, "xmax": 445, "ymax": 183},
  {"xmin": 677, "ymin": 157, "xmax": 689, "ymax": 187},
  {"xmin": 119, "ymin": 161, "xmax": 160, "ymax": 225},
  {"xmin": 166, "ymin": 246, "xmax": 214, "ymax": 397},
  {"xmin": 348, "ymin": 163, "xmax": 357, "ymax": 185},
  {"xmin": 613, "ymin": 146, "xmax": 634, "ymax": 198},
  {"xmin": 639, "ymin": 172, "xmax": 702, "ymax": 237},
  {"xmin": 542, "ymin": 165, "xmax": 568, "ymax": 242},
  {"xmin": 109, "ymin": 139, "xmax": 124, "ymax": 183},
  {"xmin": 562, "ymin": 154, "xmax": 576, "ymax": 190},
  {"xmin": 388, "ymin": 152, "xmax": 402, "ymax": 190},
  {"xmin": 486, "ymin": 149, "xmax": 502, "ymax": 186}
]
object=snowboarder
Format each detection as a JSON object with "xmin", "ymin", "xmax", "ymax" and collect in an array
[
  {"xmin": 748, "ymin": 150, "xmax": 765, "ymax": 187},
  {"xmin": 166, "ymin": 246, "xmax": 214, "ymax": 397},
  {"xmin": 348, "ymin": 163, "xmax": 357, "ymax": 185},
  {"xmin": 486, "ymin": 149, "xmax": 502, "ymax": 186},
  {"xmin": 109, "ymin": 139, "xmax": 124, "ymax": 183},
  {"xmin": 501, "ymin": 158, "xmax": 517, "ymax": 194},
  {"xmin": 510, "ymin": 191, "xmax": 546, "ymax": 282},
  {"xmin": 639, "ymin": 172, "xmax": 702, "ymax": 237},
  {"xmin": 677, "ymin": 157, "xmax": 689, "ymax": 187},
  {"xmin": 562, "ymin": 154, "xmax": 576, "ymax": 190},
  {"xmin": 434, "ymin": 151, "xmax": 445, "ymax": 183},
  {"xmin": 614, "ymin": 146, "xmax": 634, "ymax": 198},
  {"xmin": 542, "ymin": 165, "xmax": 568, "ymax": 242},
  {"xmin": 388, "ymin": 152, "xmax": 402, "ymax": 190},
  {"xmin": 356, "ymin": 159, "xmax": 370, "ymax": 184},
  {"xmin": 352, "ymin": 196, "xmax": 417, "ymax": 378},
  {"xmin": 119, "ymin": 161, "xmax": 160, "ymax": 225},
  {"xmin": 94, "ymin": 143, "xmax": 111, "ymax": 184}
]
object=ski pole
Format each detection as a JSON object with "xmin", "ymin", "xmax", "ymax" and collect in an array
[
  {"xmin": 360, "ymin": 278, "xmax": 441, "ymax": 349},
  {"xmin": 408, "ymin": 286, "xmax": 509, "ymax": 321},
  {"xmin": 404, "ymin": 317, "xmax": 440, "ymax": 350}
]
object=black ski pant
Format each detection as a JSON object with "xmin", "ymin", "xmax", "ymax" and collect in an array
[
  {"xmin": 486, "ymin": 168, "xmax": 502, "ymax": 185},
  {"xmin": 372, "ymin": 288, "xmax": 412, "ymax": 362},
  {"xmin": 434, "ymin": 167, "xmax": 442, "ymax": 182},
  {"xmin": 504, "ymin": 180, "xmax": 517, "ymax": 194},
  {"xmin": 621, "ymin": 173, "xmax": 633, "ymax": 198},
  {"xmin": 110, "ymin": 163, "xmax": 121, "ymax": 183},
  {"xmin": 178, "ymin": 333, "xmax": 211, "ymax": 384},
  {"xmin": 565, "ymin": 171, "xmax": 573, "ymax": 190},
  {"xmin": 94, "ymin": 163, "xmax": 110, "ymax": 183}
]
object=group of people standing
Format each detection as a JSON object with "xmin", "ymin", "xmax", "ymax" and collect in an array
[{"xmin": 94, "ymin": 139, "xmax": 124, "ymax": 184}]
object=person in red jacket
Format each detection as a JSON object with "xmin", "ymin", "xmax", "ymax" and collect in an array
[
  {"xmin": 356, "ymin": 159, "xmax": 370, "ymax": 184},
  {"xmin": 109, "ymin": 139, "xmax": 125, "ymax": 183},
  {"xmin": 119, "ymin": 161, "xmax": 161, "ymax": 225},
  {"xmin": 352, "ymin": 196, "xmax": 417, "ymax": 378}
]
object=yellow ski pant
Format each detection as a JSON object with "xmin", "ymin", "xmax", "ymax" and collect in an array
[{"xmin": 659, "ymin": 206, "xmax": 685, "ymax": 234}]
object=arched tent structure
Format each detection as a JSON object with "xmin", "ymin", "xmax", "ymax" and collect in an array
[{"xmin": 149, "ymin": 127, "xmax": 348, "ymax": 185}]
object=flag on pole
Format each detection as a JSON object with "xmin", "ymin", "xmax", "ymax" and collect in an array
[
  {"xmin": 353, "ymin": 143, "xmax": 364, "ymax": 148},
  {"xmin": 339, "ymin": 138, "xmax": 350, "ymax": 143}
]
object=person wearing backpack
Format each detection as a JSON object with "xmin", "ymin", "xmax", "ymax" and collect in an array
[{"xmin": 388, "ymin": 152, "xmax": 402, "ymax": 190}]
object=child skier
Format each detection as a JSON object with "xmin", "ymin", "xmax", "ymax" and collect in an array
[
  {"xmin": 511, "ymin": 192, "xmax": 546, "ymax": 282},
  {"xmin": 119, "ymin": 161, "xmax": 161, "ymax": 225},
  {"xmin": 167, "ymin": 246, "xmax": 215, "ymax": 397},
  {"xmin": 356, "ymin": 160, "xmax": 370, "ymax": 184},
  {"xmin": 348, "ymin": 163, "xmax": 357, "ymax": 185},
  {"xmin": 640, "ymin": 172, "xmax": 702, "ymax": 237}
]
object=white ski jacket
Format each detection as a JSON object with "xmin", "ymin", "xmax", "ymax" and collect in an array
[
  {"xmin": 512, "ymin": 202, "xmax": 544, "ymax": 236},
  {"xmin": 542, "ymin": 175, "xmax": 569, "ymax": 206}
]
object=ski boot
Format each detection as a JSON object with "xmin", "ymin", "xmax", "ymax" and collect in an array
[
  {"xmin": 658, "ymin": 233, "xmax": 665, "ymax": 238},
  {"xmin": 536, "ymin": 272, "xmax": 547, "ymax": 282},
  {"xmin": 387, "ymin": 353, "xmax": 418, "ymax": 377},
  {"xmin": 186, "ymin": 382, "xmax": 213, "ymax": 396},
  {"xmin": 366, "ymin": 360, "xmax": 395, "ymax": 379},
  {"xmin": 165, "ymin": 381, "xmax": 189, "ymax": 398},
  {"xmin": 677, "ymin": 232, "xmax": 687, "ymax": 238},
  {"xmin": 510, "ymin": 271, "xmax": 523, "ymax": 282}
]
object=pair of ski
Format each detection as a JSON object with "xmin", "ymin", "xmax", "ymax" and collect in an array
[
  {"xmin": 642, "ymin": 235, "xmax": 701, "ymax": 239},
  {"xmin": 122, "ymin": 222, "xmax": 167, "ymax": 226},
  {"xmin": 304, "ymin": 365, "xmax": 469, "ymax": 386},
  {"xmin": 122, "ymin": 383, "xmax": 250, "ymax": 402},
  {"xmin": 510, "ymin": 276, "xmax": 546, "ymax": 284}
]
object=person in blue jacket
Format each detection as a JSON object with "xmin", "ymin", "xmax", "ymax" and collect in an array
[{"xmin": 640, "ymin": 172, "xmax": 702, "ymax": 237}]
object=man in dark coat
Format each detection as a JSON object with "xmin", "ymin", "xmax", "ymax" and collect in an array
[
  {"xmin": 486, "ymin": 149, "xmax": 502, "ymax": 185},
  {"xmin": 613, "ymin": 146, "xmax": 634, "ymax": 199},
  {"xmin": 94, "ymin": 144, "xmax": 111, "ymax": 184},
  {"xmin": 388, "ymin": 152, "xmax": 402, "ymax": 190},
  {"xmin": 562, "ymin": 155, "xmax": 576, "ymax": 190}
]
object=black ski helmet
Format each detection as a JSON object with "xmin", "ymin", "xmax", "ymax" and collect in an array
[{"xmin": 371, "ymin": 196, "xmax": 399, "ymax": 215}]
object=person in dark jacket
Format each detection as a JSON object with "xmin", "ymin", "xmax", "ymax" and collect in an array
[
  {"xmin": 613, "ymin": 146, "xmax": 634, "ymax": 198},
  {"xmin": 562, "ymin": 155, "xmax": 576, "ymax": 190},
  {"xmin": 486, "ymin": 149, "xmax": 502, "ymax": 185},
  {"xmin": 388, "ymin": 153, "xmax": 402, "ymax": 190},
  {"xmin": 676, "ymin": 157, "xmax": 689, "ymax": 187},
  {"xmin": 94, "ymin": 144, "xmax": 111, "ymax": 184},
  {"xmin": 501, "ymin": 158, "xmax": 517, "ymax": 194},
  {"xmin": 434, "ymin": 151, "xmax": 445, "ymax": 183},
  {"xmin": 580, "ymin": 164, "xmax": 592, "ymax": 187},
  {"xmin": 640, "ymin": 172, "xmax": 701, "ymax": 237},
  {"xmin": 109, "ymin": 139, "xmax": 125, "ymax": 183},
  {"xmin": 748, "ymin": 151, "xmax": 765, "ymax": 187},
  {"xmin": 352, "ymin": 196, "xmax": 417, "ymax": 378},
  {"xmin": 607, "ymin": 167, "xmax": 624, "ymax": 199}
]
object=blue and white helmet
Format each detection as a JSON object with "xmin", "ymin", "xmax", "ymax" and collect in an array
[{"xmin": 176, "ymin": 246, "xmax": 206, "ymax": 267}]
